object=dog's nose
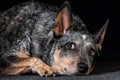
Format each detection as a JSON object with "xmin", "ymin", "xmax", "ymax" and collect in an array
[{"xmin": 78, "ymin": 63, "xmax": 88, "ymax": 74}]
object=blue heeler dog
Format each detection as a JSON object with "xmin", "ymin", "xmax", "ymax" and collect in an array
[{"xmin": 0, "ymin": 1, "xmax": 109, "ymax": 76}]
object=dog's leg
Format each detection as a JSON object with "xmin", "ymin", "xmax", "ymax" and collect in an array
[
  {"xmin": 1, "ymin": 57, "xmax": 56, "ymax": 76},
  {"xmin": 0, "ymin": 65, "xmax": 31, "ymax": 75},
  {"xmin": 1, "ymin": 51, "xmax": 56, "ymax": 76}
]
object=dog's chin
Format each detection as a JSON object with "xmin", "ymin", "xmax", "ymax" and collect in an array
[
  {"xmin": 53, "ymin": 65, "xmax": 94, "ymax": 76},
  {"xmin": 74, "ymin": 70, "xmax": 91, "ymax": 76},
  {"xmin": 55, "ymin": 68, "xmax": 89, "ymax": 76},
  {"xmin": 57, "ymin": 71, "xmax": 90, "ymax": 76}
]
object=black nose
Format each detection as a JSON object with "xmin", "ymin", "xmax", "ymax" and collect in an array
[{"xmin": 78, "ymin": 63, "xmax": 88, "ymax": 74}]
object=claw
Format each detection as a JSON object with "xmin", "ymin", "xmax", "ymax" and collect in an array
[{"xmin": 52, "ymin": 72, "xmax": 57, "ymax": 77}]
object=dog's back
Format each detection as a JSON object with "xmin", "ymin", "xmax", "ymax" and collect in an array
[{"xmin": 0, "ymin": 2, "xmax": 56, "ymax": 56}]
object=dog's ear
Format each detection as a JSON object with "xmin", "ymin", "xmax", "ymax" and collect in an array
[
  {"xmin": 94, "ymin": 19, "xmax": 109, "ymax": 50},
  {"xmin": 53, "ymin": 1, "xmax": 72, "ymax": 37}
]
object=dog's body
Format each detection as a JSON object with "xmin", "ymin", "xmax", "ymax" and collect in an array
[{"xmin": 0, "ymin": 1, "xmax": 108, "ymax": 76}]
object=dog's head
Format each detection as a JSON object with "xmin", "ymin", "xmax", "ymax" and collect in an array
[{"xmin": 48, "ymin": 1, "xmax": 109, "ymax": 76}]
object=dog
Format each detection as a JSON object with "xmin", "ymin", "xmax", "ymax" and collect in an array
[{"xmin": 0, "ymin": 1, "xmax": 109, "ymax": 76}]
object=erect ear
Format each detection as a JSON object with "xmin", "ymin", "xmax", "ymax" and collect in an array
[
  {"xmin": 53, "ymin": 1, "xmax": 72, "ymax": 37},
  {"xmin": 94, "ymin": 19, "xmax": 109, "ymax": 50}
]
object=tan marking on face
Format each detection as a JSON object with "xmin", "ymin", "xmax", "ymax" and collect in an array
[
  {"xmin": 52, "ymin": 49, "xmax": 80, "ymax": 75},
  {"xmin": 85, "ymin": 42, "xmax": 91, "ymax": 46},
  {"xmin": 17, "ymin": 50, "xmax": 29, "ymax": 58},
  {"xmin": 75, "ymin": 40, "xmax": 80, "ymax": 45}
]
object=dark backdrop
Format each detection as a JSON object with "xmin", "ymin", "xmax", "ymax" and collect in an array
[
  {"xmin": 1, "ymin": 1, "xmax": 120, "ymax": 80},
  {"xmin": 0, "ymin": 0, "xmax": 119, "ymax": 58}
]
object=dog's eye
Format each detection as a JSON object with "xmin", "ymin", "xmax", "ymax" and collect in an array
[
  {"xmin": 89, "ymin": 50, "xmax": 95, "ymax": 57},
  {"xmin": 88, "ymin": 47, "xmax": 96, "ymax": 57},
  {"xmin": 65, "ymin": 42, "xmax": 76, "ymax": 50}
]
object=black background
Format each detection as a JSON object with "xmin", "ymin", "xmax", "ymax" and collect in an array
[
  {"xmin": 1, "ymin": 1, "xmax": 120, "ymax": 80},
  {"xmin": 0, "ymin": 0, "xmax": 119, "ymax": 59}
]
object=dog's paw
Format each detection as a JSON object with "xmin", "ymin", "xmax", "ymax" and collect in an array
[
  {"xmin": 30, "ymin": 57, "xmax": 57, "ymax": 77},
  {"xmin": 37, "ymin": 66, "xmax": 57, "ymax": 77},
  {"xmin": 45, "ymin": 67, "xmax": 57, "ymax": 77}
]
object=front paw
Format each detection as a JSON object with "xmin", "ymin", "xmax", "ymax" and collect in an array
[
  {"xmin": 37, "ymin": 66, "xmax": 57, "ymax": 77},
  {"xmin": 30, "ymin": 57, "xmax": 57, "ymax": 77}
]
